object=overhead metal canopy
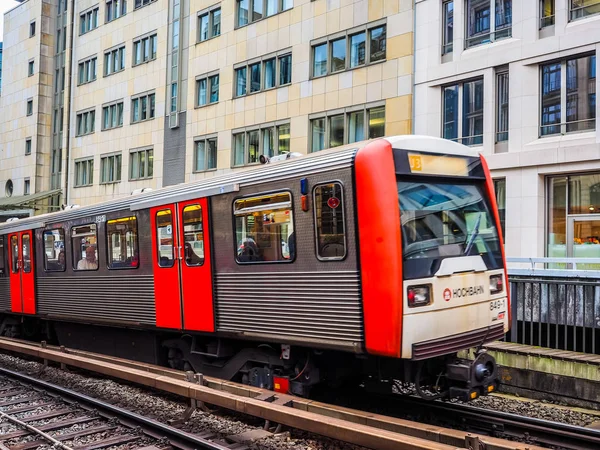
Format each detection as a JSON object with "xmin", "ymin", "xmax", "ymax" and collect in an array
[{"xmin": 0, "ymin": 189, "xmax": 62, "ymax": 212}]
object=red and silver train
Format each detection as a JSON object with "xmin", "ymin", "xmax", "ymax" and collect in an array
[{"xmin": 0, "ymin": 136, "xmax": 509, "ymax": 400}]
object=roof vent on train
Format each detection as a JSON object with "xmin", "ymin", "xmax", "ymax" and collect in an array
[
  {"xmin": 62, "ymin": 204, "xmax": 81, "ymax": 210},
  {"xmin": 6, "ymin": 217, "xmax": 20, "ymax": 222},
  {"xmin": 259, "ymin": 152, "xmax": 303, "ymax": 164},
  {"xmin": 131, "ymin": 187, "xmax": 153, "ymax": 195}
]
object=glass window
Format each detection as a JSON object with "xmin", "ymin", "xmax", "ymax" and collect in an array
[
  {"xmin": 250, "ymin": 62, "xmax": 261, "ymax": 93},
  {"xmin": 238, "ymin": 0, "xmax": 249, "ymax": 26},
  {"xmin": 314, "ymin": 183, "xmax": 346, "ymax": 260},
  {"xmin": 235, "ymin": 67, "xmax": 247, "ymax": 96},
  {"xmin": 28, "ymin": 60, "xmax": 34, "ymax": 76},
  {"xmin": 350, "ymin": 32, "xmax": 366, "ymax": 68},
  {"xmin": 209, "ymin": 74, "xmax": 219, "ymax": 103},
  {"xmin": 27, "ymin": 100, "xmax": 33, "ymax": 116},
  {"xmin": 156, "ymin": 210, "xmax": 175, "ymax": 267},
  {"xmin": 462, "ymin": 79, "xmax": 484, "ymax": 145},
  {"xmin": 311, "ymin": 118, "xmax": 326, "ymax": 152},
  {"xmin": 29, "ymin": 21, "xmax": 36, "ymax": 37},
  {"xmin": 277, "ymin": 123, "xmax": 290, "ymax": 154},
  {"xmin": 213, "ymin": 9, "xmax": 221, "ymax": 36},
  {"xmin": 199, "ymin": 14, "xmax": 209, "ymax": 41},
  {"xmin": 233, "ymin": 133, "xmax": 245, "ymax": 166},
  {"xmin": 313, "ymin": 43, "xmax": 327, "ymax": 77},
  {"xmin": 266, "ymin": 0, "xmax": 277, "ymax": 16},
  {"xmin": 130, "ymin": 148, "xmax": 153, "ymax": 180},
  {"xmin": 570, "ymin": 0, "xmax": 600, "ymax": 21},
  {"xmin": 107, "ymin": 217, "xmax": 139, "ymax": 269},
  {"xmin": 348, "ymin": 110, "xmax": 365, "ymax": 143},
  {"xmin": 22, "ymin": 235, "xmax": 31, "ymax": 273},
  {"xmin": 466, "ymin": 0, "xmax": 512, "ymax": 48},
  {"xmin": 10, "ymin": 236, "xmax": 18, "ymax": 274},
  {"xmin": 281, "ymin": 0, "xmax": 292, "ymax": 10},
  {"xmin": 253, "ymin": 0, "xmax": 263, "ymax": 21},
  {"xmin": 331, "ymin": 38, "xmax": 346, "ymax": 72},
  {"xmin": 198, "ymin": 78, "xmax": 207, "ymax": 106},
  {"xmin": 195, "ymin": 137, "xmax": 217, "ymax": 171},
  {"xmin": 369, "ymin": 26, "xmax": 386, "ymax": 62},
  {"xmin": 101, "ymin": 154, "xmax": 122, "ymax": 183},
  {"xmin": 183, "ymin": 205, "xmax": 205, "ymax": 266},
  {"xmin": 541, "ymin": 62, "xmax": 561, "ymax": 136},
  {"xmin": 72, "ymin": 224, "xmax": 98, "ymax": 271},
  {"xmin": 496, "ymin": 71, "xmax": 509, "ymax": 142},
  {"xmin": 0, "ymin": 241, "xmax": 4, "ymax": 274},
  {"xmin": 329, "ymin": 114, "xmax": 344, "ymax": 148},
  {"xmin": 248, "ymin": 130, "xmax": 260, "ymax": 163},
  {"xmin": 493, "ymin": 179, "xmax": 506, "ymax": 238},
  {"xmin": 279, "ymin": 54, "xmax": 292, "ymax": 85},
  {"xmin": 263, "ymin": 127, "xmax": 275, "ymax": 158},
  {"xmin": 541, "ymin": 0, "xmax": 555, "ymax": 27},
  {"xmin": 234, "ymin": 192, "xmax": 295, "ymax": 263},
  {"xmin": 548, "ymin": 176, "xmax": 567, "ymax": 257},
  {"xmin": 264, "ymin": 59, "xmax": 276, "ymax": 89},
  {"xmin": 26, "ymin": 139, "xmax": 32, "ymax": 155},
  {"xmin": 44, "ymin": 229, "xmax": 65, "ymax": 271},
  {"xmin": 443, "ymin": 1, "xmax": 454, "ymax": 54},
  {"xmin": 368, "ymin": 106, "xmax": 385, "ymax": 138}
]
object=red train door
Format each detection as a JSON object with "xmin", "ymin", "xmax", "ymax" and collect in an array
[
  {"xmin": 150, "ymin": 198, "xmax": 214, "ymax": 332},
  {"xmin": 8, "ymin": 231, "xmax": 36, "ymax": 314}
]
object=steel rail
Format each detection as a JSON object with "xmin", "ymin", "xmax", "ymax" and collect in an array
[
  {"xmin": 0, "ymin": 407, "xmax": 75, "ymax": 450},
  {"xmin": 0, "ymin": 366, "xmax": 230, "ymax": 450}
]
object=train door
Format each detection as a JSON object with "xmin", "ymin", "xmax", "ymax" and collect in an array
[
  {"xmin": 7, "ymin": 231, "xmax": 36, "ymax": 314},
  {"xmin": 150, "ymin": 198, "xmax": 214, "ymax": 331}
]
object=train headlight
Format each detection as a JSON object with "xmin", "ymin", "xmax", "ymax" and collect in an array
[
  {"xmin": 489, "ymin": 274, "xmax": 503, "ymax": 295},
  {"xmin": 407, "ymin": 285, "xmax": 432, "ymax": 307}
]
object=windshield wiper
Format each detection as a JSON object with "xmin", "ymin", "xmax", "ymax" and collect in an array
[{"xmin": 463, "ymin": 212, "xmax": 482, "ymax": 255}]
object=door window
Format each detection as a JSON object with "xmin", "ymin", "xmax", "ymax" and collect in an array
[
  {"xmin": 10, "ymin": 236, "xmax": 18, "ymax": 274},
  {"xmin": 22, "ymin": 234, "xmax": 31, "ymax": 273},
  {"xmin": 182, "ymin": 205, "xmax": 204, "ymax": 266},
  {"xmin": 156, "ymin": 210, "xmax": 175, "ymax": 267},
  {"xmin": 314, "ymin": 183, "xmax": 346, "ymax": 260}
]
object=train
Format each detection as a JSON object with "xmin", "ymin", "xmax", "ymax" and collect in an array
[{"xmin": 0, "ymin": 136, "xmax": 509, "ymax": 401}]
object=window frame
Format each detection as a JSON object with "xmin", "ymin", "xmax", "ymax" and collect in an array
[
  {"xmin": 131, "ymin": 91, "xmax": 156, "ymax": 123},
  {"xmin": 104, "ymin": 45, "xmax": 126, "ymax": 77},
  {"xmin": 313, "ymin": 181, "xmax": 347, "ymax": 261},
  {"xmin": 101, "ymin": 100, "xmax": 124, "ymax": 131},
  {"xmin": 26, "ymin": 99, "xmax": 33, "ymax": 116},
  {"xmin": 232, "ymin": 190, "xmax": 297, "ymax": 265},
  {"xmin": 71, "ymin": 223, "xmax": 99, "ymax": 271},
  {"xmin": 29, "ymin": 21, "xmax": 36, "ymax": 37},
  {"xmin": 181, "ymin": 205, "xmax": 205, "ymax": 267},
  {"xmin": 100, "ymin": 152, "xmax": 122, "ymax": 184},
  {"xmin": 193, "ymin": 135, "xmax": 218, "ymax": 172},
  {"xmin": 442, "ymin": 1, "xmax": 454, "ymax": 55},
  {"xmin": 79, "ymin": 6, "xmax": 99, "ymax": 35},
  {"xmin": 74, "ymin": 158, "xmax": 94, "ymax": 187},
  {"xmin": 493, "ymin": 178, "xmax": 506, "ymax": 239},
  {"xmin": 310, "ymin": 20, "xmax": 386, "ymax": 79},
  {"xmin": 155, "ymin": 209, "xmax": 175, "ymax": 268},
  {"xmin": 24, "ymin": 178, "xmax": 30, "ymax": 196},
  {"xmin": 106, "ymin": 216, "xmax": 139, "ymax": 270},
  {"xmin": 195, "ymin": 71, "xmax": 220, "ymax": 107},
  {"xmin": 198, "ymin": 5, "xmax": 222, "ymax": 42},
  {"xmin": 464, "ymin": 0, "xmax": 512, "ymax": 49},
  {"xmin": 43, "ymin": 228, "xmax": 66, "ymax": 272},
  {"xmin": 569, "ymin": 0, "xmax": 600, "ymax": 22},
  {"xmin": 235, "ymin": 0, "xmax": 292, "ymax": 29},
  {"xmin": 75, "ymin": 108, "xmax": 96, "ymax": 137},
  {"xmin": 232, "ymin": 121, "xmax": 291, "ymax": 167},
  {"xmin": 106, "ymin": 0, "xmax": 127, "ymax": 23},
  {"xmin": 540, "ymin": 0, "xmax": 555, "ymax": 28},
  {"xmin": 233, "ymin": 50, "xmax": 292, "ymax": 98},
  {"xmin": 129, "ymin": 147, "xmax": 154, "ymax": 181},
  {"xmin": 441, "ymin": 77, "xmax": 484, "ymax": 146},
  {"xmin": 134, "ymin": 0, "xmax": 157, "ymax": 10},
  {"xmin": 77, "ymin": 55, "xmax": 98, "ymax": 86},
  {"xmin": 132, "ymin": 32, "xmax": 158, "ymax": 66},
  {"xmin": 495, "ymin": 69, "xmax": 509, "ymax": 144},
  {"xmin": 25, "ymin": 138, "xmax": 32, "ymax": 155},
  {"xmin": 28, "ymin": 59, "xmax": 35, "ymax": 77}
]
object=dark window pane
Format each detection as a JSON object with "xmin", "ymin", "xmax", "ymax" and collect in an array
[
  {"xmin": 331, "ymin": 38, "xmax": 346, "ymax": 72},
  {"xmin": 443, "ymin": 85, "xmax": 459, "ymax": 140},
  {"xmin": 496, "ymin": 71, "xmax": 509, "ymax": 142},
  {"xmin": 236, "ymin": 67, "xmax": 247, "ymax": 96},
  {"xmin": 311, "ymin": 118, "xmax": 326, "ymax": 152},
  {"xmin": 213, "ymin": 9, "xmax": 221, "ymax": 36},
  {"xmin": 369, "ymin": 26, "xmax": 386, "ymax": 62},
  {"xmin": 313, "ymin": 43, "xmax": 327, "ymax": 76},
  {"xmin": 44, "ymin": 229, "xmax": 66, "ymax": 271},
  {"xmin": 156, "ymin": 210, "xmax": 175, "ymax": 267},
  {"xmin": 210, "ymin": 75, "xmax": 219, "ymax": 103},
  {"xmin": 350, "ymin": 32, "xmax": 366, "ymax": 67},
  {"xmin": 329, "ymin": 114, "xmax": 344, "ymax": 147},
  {"xmin": 250, "ymin": 62, "xmax": 261, "ymax": 92},
  {"xmin": 279, "ymin": 54, "xmax": 291, "ymax": 84},
  {"xmin": 443, "ymin": 1, "xmax": 454, "ymax": 54},
  {"xmin": 541, "ymin": 62, "xmax": 561, "ymax": 136},
  {"xmin": 264, "ymin": 58, "xmax": 276, "ymax": 88},
  {"xmin": 566, "ymin": 55, "xmax": 596, "ymax": 133},
  {"xmin": 462, "ymin": 79, "xmax": 484, "ymax": 145},
  {"xmin": 107, "ymin": 217, "xmax": 139, "ymax": 269},
  {"xmin": 253, "ymin": 0, "xmax": 263, "ymax": 21},
  {"xmin": 248, "ymin": 130, "xmax": 260, "ymax": 163},
  {"xmin": 238, "ymin": 0, "xmax": 249, "ymax": 26},
  {"xmin": 368, "ymin": 106, "xmax": 385, "ymax": 138},
  {"xmin": 183, "ymin": 205, "xmax": 204, "ymax": 266}
]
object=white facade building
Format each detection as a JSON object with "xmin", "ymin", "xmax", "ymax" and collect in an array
[{"xmin": 414, "ymin": 0, "xmax": 600, "ymax": 258}]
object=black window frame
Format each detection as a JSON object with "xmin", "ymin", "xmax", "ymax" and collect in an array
[
  {"xmin": 106, "ymin": 215, "xmax": 140, "ymax": 270},
  {"xmin": 43, "ymin": 228, "xmax": 66, "ymax": 272}
]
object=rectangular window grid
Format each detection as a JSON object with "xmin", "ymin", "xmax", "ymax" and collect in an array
[
  {"xmin": 75, "ymin": 158, "xmax": 94, "ymax": 187},
  {"xmin": 232, "ymin": 122, "xmax": 291, "ymax": 166},
  {"xmin": 570, "ymin": 0, "xmax": 600, "ymax": 21},
  {"xmin": 102, "ymin": 101, "xmax": 124, "ymax": 130},
  {"xmin": 100, "ymin": 153, "xmax": 122, "ymax": 183},
  {"xmin": 442, "ymin": 78, "xmax": 484, "ymax": 146},
  {"xmin": 129, "ymin": 148, "xmax": 154, "ymax": 180},
  {"xmin": 76, "ymin": 110, "xmax": 96, "ymax": 136},
  {"xmin": 196, "ymin": 73, "xmax": 219, "ymax": 106},
  {"xmin": 465, "ymin": 0, "xmax": 512, "ymax": 49},
  {"xmin": 104, "ymin": 46, "xmax": 126, "ymax": 76},
  {"xmin": 198, "ymin": 6, "xmax": 221, "ymax": 42},
  {"xmin": 236, "ymin": 0, "xmax": 292, "ymax": 28},
  {"xmin": 78, "ymin": 56, "xmax": 97, "ymax": 85},
  {"xmin": 234, "ymin": 51, "xmax": 291, "ymax": 97},
  {"xmin": 133, "ymin": 33, "xmax": 157, "ymax": 66},
  {"xmin": 194, "ymin": 136, "xmax": 217, "ymax": 172},
  {"xmin": 131, "ymin": 92, "xmax": 156, "ymax": 123},
  {"xmin": 496, "ymin": 70, "xmax": 509, "ymax": 142},
  {"xmin": 106, "ymin": 0, "xmax": 127, "ymax": 22},
  {"xmin": 80, "ymin": 7, "xmax": 99, "ymax": 35}
]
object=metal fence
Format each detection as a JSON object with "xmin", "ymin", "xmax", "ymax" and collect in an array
[{"xmin": 506, "ymin": 257, "xmax": 600, "ymax": 354}]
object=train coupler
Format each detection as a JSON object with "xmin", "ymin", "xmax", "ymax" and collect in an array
[{"xmin": 445, "ymin": 350, "xmax": 498, "ymax": 401}]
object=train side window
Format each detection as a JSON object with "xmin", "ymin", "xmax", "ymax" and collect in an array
[
  {"xmin": 71, "ymin": 224, "xmax": 98, "ymax": 271},
  {"xmin": 156, "ymin": 210, "xmax": 175, "ymax": 268},
  {"xmin": 107, "ymin": 216, "xmax": 139, "ymax": 269},
  {"xmin": 43, "ymin": 229, "xmax": 66, "ymax": 272},
  {"xmin": 314, "ymin": 182, "xmax": 346, "ymax": 260},
  {"xmin": 0, "ymin": 240, "xmax": 4, "ymax": 274},
  {"xmin": 22, "ymin": 235, "xmax": 31, "ymax": 273},
  {"xmin": 234, "ymin": 192, "xmax": 295, "ymax": 263},
  {"xmin": 10, "ymin": 236, "xmax": 18, "ymax": 273},
  {"xmin": 182, "ymin": 205, "xmax": 204, "ymax": 266}
]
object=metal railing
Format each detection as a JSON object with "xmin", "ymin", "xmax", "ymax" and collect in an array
[{"xmin": 506, "ymin": 257, "xmax": 600, "ymax": 354}]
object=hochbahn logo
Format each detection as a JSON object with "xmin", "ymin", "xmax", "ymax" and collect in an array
[{"xmin": 450, "ymin": 285, "xmax": 485, "ymax": 299}]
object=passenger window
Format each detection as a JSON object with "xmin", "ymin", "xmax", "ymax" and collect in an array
[
  {"xmin": 314, "ymin": 182, "xmax": 346, "ymax": 260},
  {"xmin": 10, "ymin": 236, "xmax": 18, "ymax": 273},
  {"xmin": 182, "ymin": 205, "xmax": 204, "ymax": 266},
  {"xmin": 0, "ymin": 240, "xmax": 4, "ymax": 274},
  {"xmin": 234, "ymin": 192, "xmax": 295, "ymax": 263},
  {"xmin": 71, "ymin": 224, "xmax": 98, "ymax": 271},
  {"xmin": 43, "ymin": 229, "xmax": 66, "ymax": 272},
  {"xmin": 22, "ymin": 235, "xmax": 31, "ymax": 273},
  {"xmin": 107, "ymin": 216, "xmax": 139, "ymax": 269},
  {"xmin": 156, "ymin": 210, "xmax": 175, "ymax": 267}
]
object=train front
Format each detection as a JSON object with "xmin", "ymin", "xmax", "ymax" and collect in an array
[{"xmin": 356, "ymin": 136, "xmax": 509, "ymax": 401}]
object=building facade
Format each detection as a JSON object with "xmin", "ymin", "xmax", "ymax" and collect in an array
[
  {"xmin": 0, "ymin": 0, "xmax": 414, "ymax": 215},
  {"xmin": 414, "ymin": 0, "xmax": 600, "ymax": 258}
]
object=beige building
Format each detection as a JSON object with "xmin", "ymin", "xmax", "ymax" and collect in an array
[{"xmin": 0, "ymin": 0, "xmax": 414, "ymax": 216}]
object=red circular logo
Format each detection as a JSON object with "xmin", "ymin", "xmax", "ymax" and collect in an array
[
  {"xmin": 443, "ymin": 288, "xmax": 452, "ymax": 302},
  {"xmin": 327, "ymin": 197, "xmax": 340, "ymax": 209}
]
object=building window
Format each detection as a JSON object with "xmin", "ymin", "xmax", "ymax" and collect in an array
[
  {"xmin": 106, "ymin": 0, "xmax": 126, "ymax": 22},
  {"xmin": 104, "ymin": 46, "xmax": 126, "ymax": 76},
  {"xmin": 237, "ymin": 0, "xmax": 292, "ymax": 28},
  {"xmin": 496, "ymin": 70, "xmax": 509, "ymax": 142},
  {"xmin": 80, "ymin": 7, "xmax": 99, "ymax": 35},
  {"xmin": 196, "ymin": 73, "xmax": 219, "ymax": 106},
  {"xmin": 129, "ymin": 147, "xmax": 153, "ymax": 180},
  {"xmin": 232, "ymin": 122, "xmax": 290, "ymax": 166},
  {"xmin": 234, "ymin": 51, "xmax": 291, "ymax": 98},
  {"xmin": 570, "ymin": 0, "xmax": 600, "ymax": 21},
  {"xmin": 465, "ymin": 0, "xmax": 512, "ymax": 49},
  {"xmin": 311, "ymin": 22, "xmax": 386, "ymax": 78},
  {"xmin": 134, "ymin": 0, "xmax": 156, "ymax": 9},
  {"xmin": 442, "ymin": 78, "xmax": 484, "ymax": 146},
  {"xmin": 26, "ymin": 99, "xmax": 33, "ymax": 116},
  {"xmin": 24, "ymin": 178, "xmax": 30, "ymax": 196},
  {"xmin": 76, "ymin": 110, "xmax": 95, "ymax": 136},
  {"xmin": 100, "ymin": 153, "xmax": 122, "ymax": 183},
  {"xmin": 194, "ymin": 136, "xmax": 217, "ymax": 172},
  {"xmin": 540, "ymin": 0, "xmax": 555, "ymax": 27},
  {"xmin": 198, "ymin": 7, "xmax": 221, "ymax": 42},
  {"xmin": 234, "ymin": 192, "xmax": 295, "ymax": 263},
  {"xmin": 25, "ymin": 138, "xmax": 32, "ymax": 155},
  {"xmin": 107, "ymin": 216, "xmax": 138, "ymax": 269},
  {"xmin": 541, "ymin": 54, "xmax": 596, "ymax": 136},
  {"xmin": 29, "ymin": 21, "xmax": 36, "ymax": 37},
  {"xmin": 71, "ymin": 224, "xmax": 98, "ymax": 270},
  {"xmin": 131, "ymin": 92, "xmax": 156, "ymax": 123},
  {"xmin": 75, "ymin": 158, "xmax": 94, "ymax": 187},
  {"xmin": 28, "ymin": 60, "xmax": 34, "ymax": 77},
  {"xmin": 442, "ymin": 1, "xmax": 454, "ymax": 54},
  {"xmin": 43, "ymin": 229, "xmax": 66, "ymax": 272},
  {"xmin": 102, "ymin": 101, "xmax": 124, "ymax": 130},
  {"xmin": 493, "ymin": 179, "xmax": 506, "ymax": 238},
  {"xmin": 310, "ymin": 104, "xmax": 385, "ymax": 152},
  {"xmin": 78, "ymin": 56, "xmax": 97, "ymax": 85},
  {"xmin": 133, "ymin": 34, "xmax": 157, "ymax": 66},
  {"xmin": 314, "ymin": 182, "xmax": 346, "ymax": 260}
]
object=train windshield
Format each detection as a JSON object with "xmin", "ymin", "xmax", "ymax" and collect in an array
[{"xmin": 398, "ymin": 179, "xmax": 503, "ymax": 279}]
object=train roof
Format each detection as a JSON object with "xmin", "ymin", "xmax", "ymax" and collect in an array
[{"xmin": 0, "ymin": 135, "xmax": 477, "ymax": 234}]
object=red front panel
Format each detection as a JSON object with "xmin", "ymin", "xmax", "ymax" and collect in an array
[
  {"xmin": 20, "ymin": 231, "xmax": 36, "ymax": 314},
  {"xmin": 8, "ymin": 234, "xmax": 22, "ymax": 313},
  {"xmin": 355, "ymin": 139, "xmax": 404, "ymax": 358},
  {"xmin": 151, "ymin": 205, "xmax": 183, "ymax": 329},
  {"xmin": 178, "ymin": 198, "xmax": 215, "ymax": 332}
]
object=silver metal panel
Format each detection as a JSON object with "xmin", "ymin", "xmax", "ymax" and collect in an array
[
  {"xmin": 131, "ymin": 184, "xmax": 240, "ymax": 211},
  {"xmin": 0, "ymin": 279, "xmax": 10, "ymax": 312},
  {"xmin": 36, "ymin": 275, "xmax": 155, "ymax": 324},
  {"xmin": 0, "ymin": 221, "xmax": 46, "ymax": 234},
  {"xmin": 215, "ymin": 271, "xmax": 364, "ymax": 348}
]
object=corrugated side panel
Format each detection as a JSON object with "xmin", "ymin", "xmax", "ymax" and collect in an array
[
  {"xmin": 0, "ymin": 279, "xmax": 10, "ymax": 312},
  {"xmin": 37, "ymin": 275, "xmax": 156, "ymax": 325},
  {"xmin": 215, "ymin": 271, "xmax": 364, "ymax": 347}
]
